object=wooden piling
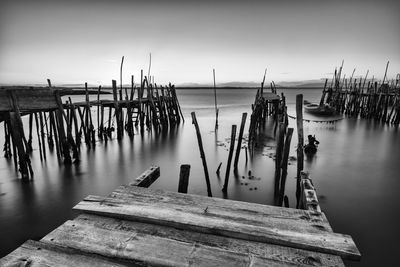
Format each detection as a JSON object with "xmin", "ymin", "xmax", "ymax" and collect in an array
[
  {"xmin": 274, "ymin": 123, "xmax": 285, "ymax": 202},
  {"xmin": 213, "ymin": 69, "xmax": 218, "ymax": 129},
  {"xmin": 178, "ymin": 164, "xmax": 191, "ymax": 194},
  {"xmin": 279, "ymin": 127, "xmax": 294, "ymax": 206},
  {"xmin": 222, "ymin": 125, "xmax": 237, "ymax": 193},
  {"xmin": 112, "ymin": 80, "xmax": 123, "ymax": 140},
  {"xmin": 191, "ymin": 112, "xmax": 212, "ymax": 197},
  {"xmin": 38, "ymin": 112, "xmax": 47, "ymax": 159},
  {"xmin": 234, "ymin": 113, "xmax": 247, "ymax": 170},
  {"xmin": 296, "ymin": 94, "xmax": 304, "ymax": 208}
]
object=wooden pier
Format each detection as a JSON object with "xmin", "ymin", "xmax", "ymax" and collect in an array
[
  {"xmin": 319, "ymin": 66, "xmax": 400, "ymax": 124},
  {"xmin": 1, "ymin": 166, "xmax": 361, "ymax": 266},
  {"xmin": 0, "ymin": 79, "xmax": 183, "ymax": 181}
]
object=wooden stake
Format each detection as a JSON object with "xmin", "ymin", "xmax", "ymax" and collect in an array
[
  {"xmin": 279, "ymin": 127, "xmax": 294, "ymax": 206},
  {"xmin": 274, "ymin": 123, "xmax": 285, "ymax": 201},
  {"xmin": 38, "ymin": 112, "xmax": 47, "ymax": 159},
  {"xmin": 296, "ymin": 94, "xmax": 304, "ymax": 208},
  {"xmin": 191, "ymin": 112, "xmax": 212, "ymax": 197},
  {"xmin": 222, "ymin": 125, "xmax": 237, "ymax": 193},
  {"xmin": 234, "ymin": 113, "xmax": 247, "ymax": 170},
  {"xmin": 178, "ymin": 164, "xmax": 191, "ymax": 194},
  {"xmin": 213, "ymin": 69, "xmax": 218, "ymax": 129}
]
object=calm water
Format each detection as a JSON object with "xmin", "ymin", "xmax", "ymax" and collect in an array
[{"xmin": 0, "ymin": 88, "xmax": 399, "ymax": 266}]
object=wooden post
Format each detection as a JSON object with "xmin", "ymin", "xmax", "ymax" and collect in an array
[
  {"xmin": 112, "ymin": 80, "xmax": 123, "ymax": 140},
  {"xmin": 191, "ymin": 112, "xmax": 212, "ymax": 197},
  {"xmin": 274, "ymin": 123, "xmax": 285, "ymax": 201},
  {"xmin": 97, "ymin": 85, "xmax": 101, "ymax": 135},
  {"xmin": 54, "ymin": 90, "xmax": 74, "ymax": 163},
  {"xmin": 3, "ymin": 120, "xmax": 12, "ymax": 158},
  {"xmin": 49, "ymin": 112, "xmax": 60, "ymax": 158},
  {"xmin": 296, "ymin": 94, "xmax": 304, "ymax": 208},
  {"xmin": 213, "ymin": 69, "xmax": 218, "ymax": 129},
  {"xmin": 27, "ymin": 113, "xmax": 33, "ymax": 152},
  {"xmin": 178, "ymin": 164, "xmax": 191, "ymax": 193},
  {"xmin": 284, "ymin": 196, "xmax": 289, "ymax": 208},
  {"xmin": 279, "ymin": 127, "xmax": 294, "ymax": 206},
  {"xmin": 222, "ymin": 125, "xmax": 237, "ymax": 193},
  {"xmin": 234, "ymin": 113, "xmax": 247, "ymax": 170},
  {"xmin": 34, "ymin": 113, "xmax": 43, "ymax": 160},
  {"xmin": 38, "ymin": 112, "xmax": 47, "ymax": 159},
  {"xmin": 99, "ymin": 104, "xmax": 104, "ymax": 138},
  {"xmin": 130, "ymin": 75, "xmax": 135, "ymax": 101},
  {"xmin": 120, "ymin": 56, "xmax": 125, "ymax": 101}
]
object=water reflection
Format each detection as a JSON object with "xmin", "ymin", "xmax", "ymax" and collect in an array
[{"xmin": 0, "ymin": 89, "xmax": 399, "ymax": 266}]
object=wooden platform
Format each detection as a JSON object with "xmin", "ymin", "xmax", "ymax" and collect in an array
[{"xmin": 0, "ymin": 167, "xmax": 360, "ymax": 266}]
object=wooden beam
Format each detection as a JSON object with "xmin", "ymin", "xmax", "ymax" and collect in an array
[{"xmin": 130, "ymin": 166, "xmax": 160, "ymax": 188}]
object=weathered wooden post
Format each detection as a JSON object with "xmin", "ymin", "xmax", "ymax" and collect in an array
[
  {"xmin": 296, "ymin": 94, "xmax": 304, "ymax": 208},
  {"xmin": 178, "ymin": 164, "xmax": 191, "ymax": 194},
  {"xmin": 274, "ymin": 123, "xmax": 285, "ymax": 202},
  {"xmin": 213, "ymin": 69, "xmax": 218, "ymax": 130},
  {"xmin": 279, "ymin": 127, "xmax": 294, "ymax": 206},
  {"xmin": 234, "ymin": 112, "xmax": 247, "ymax": 170},
  {"xmin": 191, "ymin": 112, "xmax": 212, "ymax": 197},
  {"xmin": 222, "ymin": 125, "xmax": 237, "ymax": 193},
  {"xmin": 112, "ymin": 80, "xmax": 123, "ymax": 140}
]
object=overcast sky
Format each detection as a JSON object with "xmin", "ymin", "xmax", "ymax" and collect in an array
[{"xmin": 0, "ymin": 0, "xmax": 399, "ymax": 85}]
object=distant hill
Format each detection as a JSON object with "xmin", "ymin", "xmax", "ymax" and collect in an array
[{"xmin": 176, "ymin": 79, "xmax": 326, "ymax": 89}]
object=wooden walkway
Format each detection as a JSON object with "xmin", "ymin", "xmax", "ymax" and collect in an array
[{"xmin": 0, "ymin": 166, "xmax": 360, "ymax": 266}]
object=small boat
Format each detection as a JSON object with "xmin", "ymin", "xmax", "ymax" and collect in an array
[
  {"xmin": 303, "ymin": 100, "xmax": 335, "ymax": 116},
  {"xmin": 304, "ymin": 144, "xmax": 317, "ymax": 154}
]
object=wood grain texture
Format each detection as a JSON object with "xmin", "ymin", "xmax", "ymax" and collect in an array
[
  {"xmin": 129, "ymin": 165, "xmax": 160, "ymax": 188},
  {"xmin": 74, "ymin": 186, "xmax": 360, "ymax": 260},
  {"xmin": 41, "ymin": 214, "xmax": 344, "ymax": 266},
  {"xmin": 0, "ymin": 240, "xmax": 135, "ymax": 267}
]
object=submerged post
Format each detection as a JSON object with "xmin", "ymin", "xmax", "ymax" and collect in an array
[
  {"xmin": 191, "ymin": 112, "xmax": 212, "ymax": 197},
  {"xmin": 296, "ymin": 94, "xmax": 304, "ymax": 208},
  {"xmin": 279, "ymin": 127, "xmax": 294, "ymax": 206},
  {"xmin": 234, "ymin": 113, "xmax": 247, "ymax": 170},
  {"xmin": 213, "ymin": 69, "xmax": 218, "ymax": 130},
  {"xmin": 274, "ymin": 123, "xmax": 285, "ymax": 202},
  {"xmin": 178, "ymin": 164, "xmax": 191, "ymax": 194},
  {"xmin": 222, "ymin": 124, "xmax": 237, "ymax": 193}
]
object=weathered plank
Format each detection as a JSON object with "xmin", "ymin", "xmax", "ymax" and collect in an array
[
  {"xmin": 74, "ymin": 187, "xmax": 361, "ymax": 260},
  {"xmin": 42, "ymin": 214, "xmax": 343, "ymax": 266},
  {"xmin": 300, "ymin": 172, "xmax": 322, "ymax": 213},
  {"xmin": 130, "ymin": 165, "xmax": 160, "ymax": 188},
  {"xmin": 0, "ymin": 240, "xmax": 132, "ymax": 267}
]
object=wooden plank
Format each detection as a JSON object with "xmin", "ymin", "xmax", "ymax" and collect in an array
[
  {"xmin": 74, "ymin": 187, "xmax": 361, "ymax": 260},
  {"xmin": 130, "ymin": 165, "xmax": 160, "ymax": 188},
  {"xmin": 0, "ymin": 240, "xmax": 131, "ymax": 267},
  {"xmin": 41, "ymin": 214, "xmax": 344, "ymax": 266}
]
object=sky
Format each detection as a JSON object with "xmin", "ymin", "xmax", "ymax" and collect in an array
[{"xmin": 0, "ymin": 0, "xmax": 399, "ymax": 86}]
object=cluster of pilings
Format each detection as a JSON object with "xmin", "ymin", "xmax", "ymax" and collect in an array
[
  {"xmin": 320, "ymin": 62, "xmax": 400, "ymax": 124},
  {"xmin": 248, "ymin": 79, "xmax": 287, "ymax": 151},
  {"xmin": 246, "ymin": 82, "xmax": 309, "ymax": 208},
  {"xmin": 0, "ymin": 76, "xmax": 183, "ymax": 182}
]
